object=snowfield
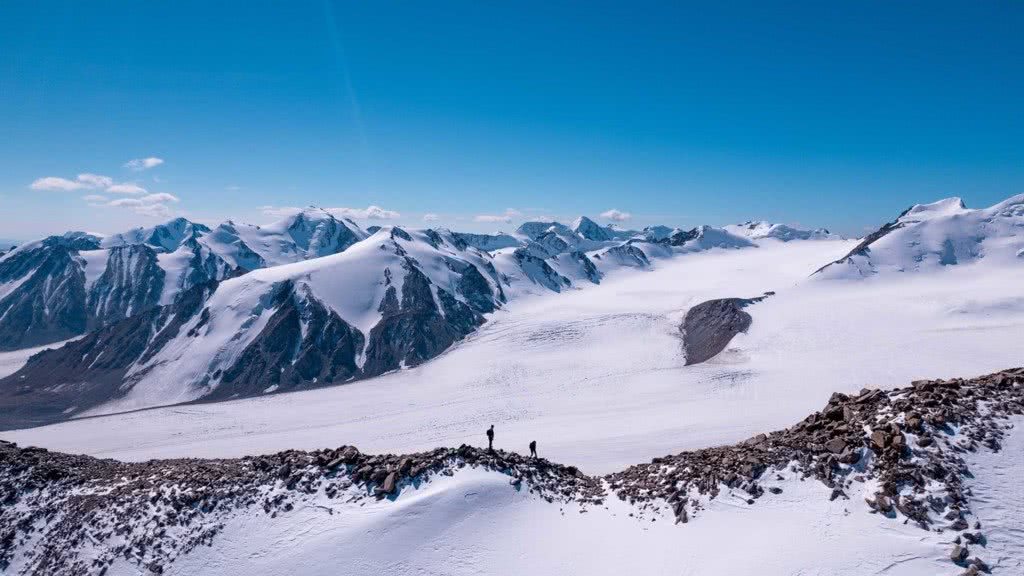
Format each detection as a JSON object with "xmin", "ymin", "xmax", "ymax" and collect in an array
[
  {"xmin": 3, "ymin": 195, "xmax": 1023, "ymax": 576},
  {"xmin": 155, "ymin": 467, "xmax": 944, "ymax": 576},
  {"xmin": 81, "ymin": 416, "xmax": 1020, "ymax": 576},
  {"xmin": 7, "ymin": 235, "xmax": 1023, "ymax": 477}
]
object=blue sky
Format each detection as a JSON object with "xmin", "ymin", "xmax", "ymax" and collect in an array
[{"xmin": 1, "ymin": 1, "xmax": 1022, "ymax": 240}]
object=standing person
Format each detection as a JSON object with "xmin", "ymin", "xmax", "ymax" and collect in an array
[
  {"xmin": 486, "ymin": 425, "xmax": 495, "ymax": 451},
  {"xmin": 529, "ymin": 440, "xmax": 537, "ymax": 459}
]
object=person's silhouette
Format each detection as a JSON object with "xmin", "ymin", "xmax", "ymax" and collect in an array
[
  {"xmin": 486, "ymin": 425, "xmax": 495, "ymax": 451},
  {"xmin": 529, "ymin": 440, "xmax": 537, "ymax": 459}
]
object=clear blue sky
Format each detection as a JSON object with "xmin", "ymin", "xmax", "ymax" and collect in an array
[{"xmin": 1, "ymin": 1, "xmax": 1022, "ymax": 239}]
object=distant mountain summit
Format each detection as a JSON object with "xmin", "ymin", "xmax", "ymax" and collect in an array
[
  {"xmin": 725, "ymin": 221, "xmax": 837, "ymax": 241},
  {"xmin": 815, "ymin": 195, "xmax": 1024, "ymax": 278}
]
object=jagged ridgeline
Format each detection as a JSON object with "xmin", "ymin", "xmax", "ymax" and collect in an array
[{"xmin": 0, "ymin": 209, "xmax": 770, "ymax": 428}]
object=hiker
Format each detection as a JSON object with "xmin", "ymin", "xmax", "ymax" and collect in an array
[
  {"xmin": 529, "ymin": 440, "xmax": 537, "ymax": 459},
  {"xmin": 486, "ymin": 424, "xmax": 495, "ymax": 451}
]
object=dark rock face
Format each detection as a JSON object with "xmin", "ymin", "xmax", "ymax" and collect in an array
[
  {"xmin": 177, "ymin": 238, "xmax": 244, "ymax": 291},
  {"xmin": 0, "ymin": 244, "xmax": 503, "ymax": 429},
  {"xmin": 681, "ymin": 296, "xmax": 768, "ymax": 365},
  {"xmin": 363, "ymin": 260, "xmax": 486, "ymax": 376},
  {"xmin": 573, "ymin": 216, "xmax": 613, "ymax": 241},
  {"xmin": 601, "ymin": 244, "xmax": 649, "ymax": 267},
  {"xmin": 0, "ymin": 235, "xmax": 99, "ymax": 350},
  {"xmin": 450, "ymin": 232, "xmax": 519, "ymax": 252},
  {"xmin": 534, "ymin": 232, "xmax": 570, "ymax": 256},
  {"xmin": 0, "ymin": 232, "xmax": 237, "ymax": 351},
  {"xmin": 211, "ymin": 282, "xmax": 364, "ymax": 400},
  {"xmin": 570, "ymin": 251, "xmax": 602, "ymax": 284},
  {"xmin": 513, "ymin": 248, "xmax": 571, "ymax": 292},
  {"xmin": 0, "ymin": 282, "xmax": 217, "ymax": 429},
  {"xmin": 86, "ymin": 244, "xmax": 165, "ymax": 327},
  {"xmin": 666, "ymin": 227, "xmax": 700, "ymax": 246}
]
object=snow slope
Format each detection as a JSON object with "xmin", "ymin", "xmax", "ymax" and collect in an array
[
  {"xmin": 152, "ymin": 465, "xmax": 954, "ymax": 576},
  {"xmin": 725, "ymin": 220, "xmax": 838, "ymax": 241},
  {"xmin": 816, "ymin": 195, "xmax": 1024, "ymax": 278},
  {"xmin": 0, "ymin": 235, "xmax": 998, "ymax": 469},
  {"xmin": 92, "ymin": 413, "xmax": 1023, "ymax": 576},
  {"xmin": 9, "ymin": 236, "xmax": 1022, "ymax": 475}
]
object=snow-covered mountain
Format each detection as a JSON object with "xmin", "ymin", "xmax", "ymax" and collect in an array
[
  {"xmin": 0, "ymin": 232, "xmax": 104, "ymax": 350},
  {"xmin": 815, "ymin": 195, "xmax": 1024, "ymax": 278},
  {"xmin": 0, "ymin": 209, "xmax": 368, "ymax": 351},
  {"xmin": 0, "ymin": 210, "xmax": 773, "ymax": 426},
  {"xmin": 0, "ymin": 227, "xmax": 511, "ymax": 427},
  {"xmin": 725, "ymin": 220, "xmax": 838, "ymax": 241}
]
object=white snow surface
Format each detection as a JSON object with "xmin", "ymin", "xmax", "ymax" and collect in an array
[
  {"xmin": 725, "ymin": 220, "xmax": 838, "ymax": 241},
  {"xmin": 818, "ymin": 194, "xmax": 1024, "ymax": 278},
  {"xmin": 9, "ymin": 237, "xmax": 1023, "ymax": 479},
  {"xmin": 95, "ymin": 419, "xmax": 1024, "ymax": 576}
]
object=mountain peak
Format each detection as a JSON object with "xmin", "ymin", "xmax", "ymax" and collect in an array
[
  {"xmin": 572, "ymin": 216, "xmax": 613, "ymax": 241},
  {"xmin": 900, "ymin": 197, "xmax": 968, "ymax": 222}
]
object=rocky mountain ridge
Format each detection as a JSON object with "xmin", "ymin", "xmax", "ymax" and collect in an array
[{"xmin": 2, "ymin": 367, "xmax": 1021, "ymax": 575}]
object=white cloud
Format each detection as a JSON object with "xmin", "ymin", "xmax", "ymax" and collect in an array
[
  {"xmin": 328, "ymin": 205, "xmax": 401, "ymax": 220},
  {"xmin": 600, "ymin": 209, "xmax": 632, "ymax": 222},
  {"xmin": 108, "ymin": 198, "xmax": 144, "ymax": 207},
  {"xmin": 474, "ymin": 208, "xmax": 522, "ymax": 223},
  {"xmin": 474, "ymin": 214, "xmax": 512, "ymax": 223},
  {"xmin": 31, "ymin": 177, "xmax": 84, "ymax": 191},
  {"xmin": 103, "ymin": 191, "xmax": 178, "ymax": 217},
  {"xmin": 124, "ymin": 157, "xmax": 164, "ymax": 171},
  {"xmin": 422, "ymin": 213, "xmax": 440, "ymax": 222},
  {"xmin": 106, "ymin": 183, "xmax": 148, "ymax": 195},
  {"xmin": 30, "ymin": 173, "xmax": 114, "ymax": 191},
  {"xmin": 76, "ymin": 173, "xmax": 114, "ymax": 188},
  {"xmin": 140, "ymin": 192, "xmax": 179, "ymax": 204},
  {"xmin": 81, "ymin": 194, "xmax": 109, "ymax": 202}
]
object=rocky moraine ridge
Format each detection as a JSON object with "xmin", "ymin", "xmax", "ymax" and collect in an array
[{"xmin": 2, "ymin": 368, "xmax": 1022, "ymax": 575}]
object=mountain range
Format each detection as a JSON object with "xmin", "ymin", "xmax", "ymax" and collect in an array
[{"xmin": 1, "ymin": 194, "xmax": 1021, "ymax": 429}]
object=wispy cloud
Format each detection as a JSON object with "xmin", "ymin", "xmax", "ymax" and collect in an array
[
  {"xmin": 32, "ymin": 164, "xmax": 179, "ymax": 219},
  {"xmin": 600, "ymin": 209, "xmax": 632, "ymax": 222},
  {"xmin": 76, "ymin": 173, "xmax": 114, "ymax": 188},
  {"xmin": 329, "ymin": 205, "xmax": 400, "ymax": 220},
  {"xmin": 140, "ymin": 192, "xmax": 179, "ymax": 204},
  {"xmin": 422, "ymin": 213, "xmax": 440, "ymax": 222},
  {"xmin": 124, "ymin": 157, "xmax": 164, "ymax": 171},
  {"xmin": 106, "ymin": 183, "xmax": 148, "ymax": 195},
  {"xmin": 104, "ymin": 192, "xmax": 179, "ymax": 217},
  {"xmin": 30, "ymin": 173, "xmax": 113, "ymax": 191}
]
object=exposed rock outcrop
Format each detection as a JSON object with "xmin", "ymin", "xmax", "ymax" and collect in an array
[{"xmin": 680, "ymin": 294, "xmax": 769, "ymax": 365}]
